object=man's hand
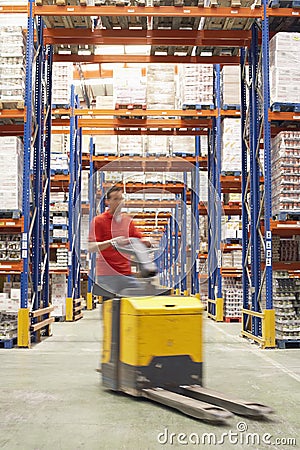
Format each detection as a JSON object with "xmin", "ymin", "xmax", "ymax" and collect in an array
[{"xmin": 111, "ymin": 236, "xmax": 129, "ymax": 248}]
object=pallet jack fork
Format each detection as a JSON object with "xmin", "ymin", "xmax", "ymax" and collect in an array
[{"xmin": 96, "ymin": 239, "xmax": 273, "ymax": 424}]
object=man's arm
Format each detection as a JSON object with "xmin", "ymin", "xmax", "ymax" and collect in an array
[{"xmin": 88, "ymin": 240, "xmax": 112, "ymax": 253}]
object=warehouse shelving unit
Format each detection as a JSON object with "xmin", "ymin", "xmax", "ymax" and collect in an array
[{"xmin": 1, "ymin": 1, "xmax": 299, "ymax": 347}]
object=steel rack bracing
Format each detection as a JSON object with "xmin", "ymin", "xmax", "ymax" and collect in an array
[
  {"xmin": 240, "ymin": 17, "xmax": 275, "ymax": 349},
  {"xmin": 207, "ymin": 65, "xmax": 223, "ymax": 322},
  {"xmin": 86, "ymin": 137, "xmax": 97, "ymax": 310},
  {"xmin": 18, "ymin": 2, "xmax": 54, "ymax": 347},
  {"xmin": 66, "ymin": 86, "xmax": 83, "ymax": 322}
]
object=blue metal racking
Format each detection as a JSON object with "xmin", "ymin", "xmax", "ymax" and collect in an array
[
  {"xmin": 66, "ymin": 85, "xmax": 83, "ymax": 322},
  {"xmin": 18, "ymin": 1, "xmax": 54, "ymax": 347}
]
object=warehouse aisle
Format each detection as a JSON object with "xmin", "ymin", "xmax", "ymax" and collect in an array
[{"xmin": 0, "ymin": 307, "xmax": 299, "ymax": 450}]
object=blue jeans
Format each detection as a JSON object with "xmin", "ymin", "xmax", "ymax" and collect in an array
[{"xmin": 96, "ymin": 275, "xmax": 141, "ymax": 297}]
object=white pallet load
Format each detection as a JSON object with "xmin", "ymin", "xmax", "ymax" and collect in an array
[
  {"xmin": 50, "ymin": 152, "xmax": 69, "ymax": 173},
  {"xmin": 51, "ymin": 274, "xmax": 67, "ymax": 318},
  {"xmin": 269, "ymin": 32, "xmax": 300, "ymax": 106},
  {"xmin": 51, "ymin": 134, "xmax": 69, "ymax": 154},
  {"xmin": 0, "ymin": 26, "xmax": 25, "ymax": 105},
  {"xmin": 176, "ymin": 64, "xmax": 214, "ymax": 109},
  {"xmin": 221, "ymin": 118, "xmax": 242, "ymax": 173},
  {"xmin": 146, "ymin": 136, "xmax": 170, "ymax": 157},
  {"xmin": 113, "ymin": 68, "xmax": 146, "ymax": 107},
  {"xmin": 171, "ymin": 136, "xmax": 195, "ymax": 157},
  {"xmin": 221, "ymin": 66, "xmax": 240, "ymax": 107},
  {"xmin": 223, "ymin": 277, "xmax": 243, "ymax": 318},
  {"xmin": 147, "ymin": 64, "xmax": 175, "ymax": 110},
  {"xmin": 0, "ymin": 137, "xmax": 23, "ymax": 211},
  {"xmin": 52, "ymin": 62, "xmax": 73, "ymax": 106},
  {"xmin": 81, "ymin": 170, "xmax": 89, "ymax": 203},
  {"xmin": 118, "ymin": 135, "xmax": 144, "ymax": 157},
  {"xmin": 271, "ymin": 131, "xmax": 300, "ymax": 216}
]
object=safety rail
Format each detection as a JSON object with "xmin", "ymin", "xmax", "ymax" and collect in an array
[
  {"xmin": 66, "ymin": 297, "xmax": 83, "ymax": 322},
  {"xmin": 241, "ymin": 309, "xmax": 276, "ymax": 349},
  {"xmin": 207, "ymin": 298, "xmax": 224, "ymax": 322},
  {"xmin": 18, "ymin": 306, "xmax": 54, "ymax": 348}
]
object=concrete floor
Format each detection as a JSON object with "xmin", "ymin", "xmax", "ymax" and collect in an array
[{"xmin": 0, "ymin": 306, "xmax": 299, "ymax": 450}]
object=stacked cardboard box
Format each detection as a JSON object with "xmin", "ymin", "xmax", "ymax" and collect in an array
[
  {"xmin": 221, "ymin": 217, "xmax": 242, "ymax": 240},
  {"xmin": 81, "ymin": 170, "xmax": 89, "ymax": 203},
  {"xmin": 223, "ymin": 277, "xmax": 243, "ymax": 318},
  {"xmin": 146, "ymin": 136, "xmax": 170, "ymax": 157},
  {"xmin": 0, "ymin": 234, "xmax": 21, "ymax": 261},
  {"xmin": 221, "ymin": 118, "xmax": 242, "ymax": 172},
  {"xmin": 113, "ymin": 68, "xmax": 146, "ymax": 108},
  {"xmin": 51, "ymin": 274, "xmax": 67, "ymax": 318},
  {"xmin": 269, "ymin": 32, "xmax": 300, "ymax": 105},
  {"xmin": 0, "ymin": 311, "xmax": 17, "ymax": 340},
  {"xmin": 147, "ymin": 64, "xmax": 175, "ymax": 109},
  {"xmin": 271, "ymin": 131, "xmax": 300, "ymax": 215},
  {"xmin": 118, "ymin": 135, "xmax": 144, "ymax": 157},
  {"xmin": 50, "ymin": 153, "xmax": 69, "ymax": 174},
  {"xmin": 0, "ymin": 137, "xmax": 23, "ymax": 211},
  {"xmin": 0, "ymin": 26, "xmax": 25, "ymax": 103},
  {"xmin": 176, "ymin": 64, "xmax": 214, "ymax": 108},
  {"xmin": 52, "ymin": 62, "xmax": 73, "ymax": 106},
  {"xmin": 171, "ymin": 136, "xmax": 195, "ymax": 157},
  {"xmin": 273, "ymin": 271, "xmax": 300, "ymax": 341},
  {"xmin": 221, "ymin": 66, "xmax": 240, "ymax": 107}
]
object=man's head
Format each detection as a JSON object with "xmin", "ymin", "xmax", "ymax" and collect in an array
[{"xmin": 106, "ymin": 186, "xmax": 123, "ymax": 215}]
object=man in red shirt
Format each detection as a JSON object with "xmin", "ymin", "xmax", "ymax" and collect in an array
[{"xmin": 88, "ymin": 186, "xmax": 149, "ymax": 296}]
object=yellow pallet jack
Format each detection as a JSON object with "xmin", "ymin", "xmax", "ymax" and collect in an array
[{"xmin": 94, "ymin": 239, "xmax": 273, "ymax": 423}]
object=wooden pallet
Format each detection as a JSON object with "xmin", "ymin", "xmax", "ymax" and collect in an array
[
  {"xmin": 223, "ymin": 316, "xmax": 242, "ymax": 323},
  {"xmin": 0, "ymin": 336, "xmax": 17, "ymax": 349},
  {"xmin": 0, "ymin": 100, "xmax": 24, "ymax": 110},
  {"xmin": 277, "ymin": 339, "xmax": 300, "ymax": 349},
  {"xmin": 271, "ymin": 103, "xmax": 300, "ymax": 113}
]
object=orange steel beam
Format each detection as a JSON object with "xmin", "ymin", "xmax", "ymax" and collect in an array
[
  {"xmin": 77, "ymin": 118, "xmax": 212, "ymax": 128},
  {"xmin": 269, "ymin": 111, "xmax": 300, "ymax": 121},
  {"xmin": 0, "ymin": 125, "xmax": 24, "ymax": 136},
  {"xmin": 0, "ymin": 109, "xmax": 24, "ymax": 119},
  {"xmin": 34, "ymin": 5, "xmax": 262, "ymax": 18},
  {"xmin": 0, "ymin": 5, "xmax": 27, "ymax": 13},
  {"xmin": 53, "ymin": 128, "xmax": 208, "ymax": 135},
  {"xmin": 267, "ymin": 7, "xmax": 300, "ymax": 16},
  {"xmin": 76, "ymin": 109, "xmax": 217, "ymax": 118},
  {"xmin": 53, "ymin": 54, "xmax": 240, "ymax": 65},
  {"xmin": 44, "ymin": 29, "xmax": 251, "ymax": 47}
]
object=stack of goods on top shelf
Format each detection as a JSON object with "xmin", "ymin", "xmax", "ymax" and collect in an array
[
  {"xmin": 176, "ymin": 64, "xmax": 214, "ymax": 109},
  {"xmin": 0, "ymin": 136, "xmax": 23, "ymax": 212},
  {"xmin": 223, "ymin": 277, "xmax": 243, "ymax": 321},
  {"xmin": 221, "ymin": 66, "xmax": 241, "ymax": 109},
  {"xmin": 52, "ymin": 62, "xmax": 73, "ymax": 107},
  {"xmin": 269, "ymin": 32, "xmax": 300, "ymax": 107},
  {"xmin": 113, "ymin": 68, "xmax": 146, "ymax": 109},
  {"xmin": 50, "ymin": 274, "xmax": 67, "ymax": 319},
  {"xmin": 221, "ymin": 118, "xmax": 242, "ymax": 173},
  {"xmin": 273, "ymin": 271, "xmax": 300, "ymax": 345},
  {"xmin": 147, "ymin": 64, "xmax": 175, "ymax": 110},
  {"xmin": 93, "ymin": 95, "xmax": 117, "ymax": 156},
  {"xmin": 0, "ymin": 26, "xmax": 25, "ymax": 107},
  {"xmin": 271, "ymin": 131, "xmax": 300, "ymax": 217}
]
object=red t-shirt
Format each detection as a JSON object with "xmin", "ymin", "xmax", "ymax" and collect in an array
[{"xmin": 89, "ymin": 210, "xmax": 143, "ymax": 276}]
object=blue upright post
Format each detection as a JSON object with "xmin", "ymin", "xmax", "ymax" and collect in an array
[
  {"xmin": 249, "ymin": 25, "xmax": 261, "ymax": 336},
  {"xmin": 99, "ymin": 171, "xmax": 105, "ymax": 213},
  {"xmin": 240, "ymin": 48, "xmax": 250, "ymax": 327},
  {"xmin": 67, "ymin": 86, "xmax": 76, "ymax": 303},
  {"xmin": 88, "ymin": 137, "xmax": 95, "ymax": 297},
  {"xmin": 215, "ymin": 65, "xmax": 223, "ymax": 307},
  {"xmin": 192, "ymin": 136, "xmax": 200, "ymax": 296},
  {"xmin": 75, "ymin": 97, "xmax": 82, "ymax": 301},
  {"xmin": 164, "ymin": 224, "xmax": 169, "ymax": 286},
  {"xmin": 262, "ymin": 0, "xmax": 273, "ymax": 312},
  {"xmin": 42, "ymin": 44, "xmax": 53, "ymax": 310},
  {"xmin": 181, "ymin": 173, "xmax": 187, "ymax": 294},
  {"xmin": 21, "ymin": 0, "xmax": 35, "ymax": 311},
  {"xmin": 174, "ymin": 194, "xmax": 180, "ymax": 293},
  {"xmin": 32, "ymin": 18, "xmax": 44, "ymax": 313},
  {"xmin": 169, "ymin": 217, "xmax": 173, "ymax": 288}
]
